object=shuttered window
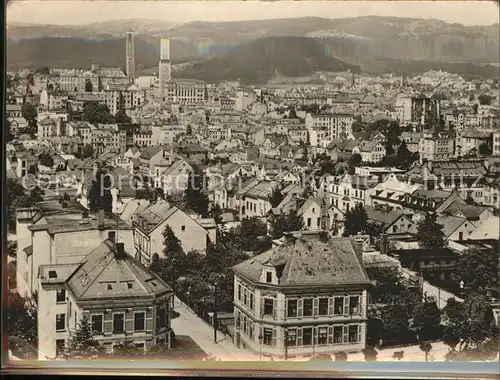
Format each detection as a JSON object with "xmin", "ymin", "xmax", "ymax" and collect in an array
[
  {"xmin": 343, "ymin": 296, "xmax": 350, "ymax": 316},
  {"xmin": 104, "ymin": 310, "xmax": 113, "ymax": 334},
  {"xmin": 313, "ymin": 298, "xmax": 319, "ymax": 317},
  {"xmin": 328, "ymin": 297, "xmax": 334, "ymax": 316},
  {"xmin": 263, "ymin": 327, "xmax": 273, "ymax": 346},
  {"xmin": 146, "ymin": 307, "xmax": 153, "ymax": 331},
  {"xmin": 113, "ymin": 313, "xmax": 124, "ymax": 333},
  {"xmin": 334, "ymin": 297, "xmax": 343, "ymax": 315},
  {"xmin": 297, "ymin": 298, "xmax": 303, "ymax": 318},
  {"xmin": 318, "ymin": 298, "xmax": 329, "ymax": 316},
  {"xmin": 91, "ymin": 315, "xmax": 103, "ymax": 334},
  {"xmin": 303, "ymin": 327, "xmax": 313, "ymax": 346},
  {"xmin": 125, "ymin": 310, "xmax": 134, "ymax": 332},
  {"xmin": 334, "ymin": 326, "xmax": 343, "ymax": 343}
]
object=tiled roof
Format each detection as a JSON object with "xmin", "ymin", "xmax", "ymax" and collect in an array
[
  {"xmin": 134, "ymin": 202, "xmax": 179, "ymax": 234},
  {"xmin": 364, "ymin": 205, "xmax": 406, "ymax": 227},
  {"xmin": 232, "ymin": 236, "xmax": 370, "ymax": 287},
  {"xmin": 443, "ymin": 201, "xmax": 487, "ymax": 220},
  {"xmin": 65, "ymin": 239, "xmax": 172, "ymax": 302}
]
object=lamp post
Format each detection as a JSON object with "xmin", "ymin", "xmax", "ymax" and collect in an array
[
  {"xmin": 213, "ymin": 280, "xmax": 218, "ymax": 344},
  {"xmin": 284, "ymin": 329, "xmax": 288, "ymax": 361},
  {"xmin": 258, "ymin": 334, "xmax": 263, "ymax": 361}
]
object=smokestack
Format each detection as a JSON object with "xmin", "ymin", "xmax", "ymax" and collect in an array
[
  {"xmin": 98, "ymin": 209, "xmax": 105, "ymax": 230},
  {"xmin": 108, "ymin": 231, "xmax": 116, "ymax": 243},
  {"xmin": 116, "ymin": 243, "xmax": 125, "ymax": 259},
  {"xmin": 126, "ymin": 31, "xmax": 135, "ymax": 82}
]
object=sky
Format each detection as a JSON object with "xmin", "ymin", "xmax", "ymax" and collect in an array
[{"xmin": 6, "ymin": 0, "xmax": 500, "ymax": 26}]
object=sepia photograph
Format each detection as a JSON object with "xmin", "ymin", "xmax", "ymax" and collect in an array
[{"xmin": 4, "ymin": 0, "xmax": 500, "ymax": 376}]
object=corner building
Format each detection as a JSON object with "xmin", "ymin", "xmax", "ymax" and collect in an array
[{"xmin": 232, "ymin": 234, "xmax": 370, "ymax": 359}]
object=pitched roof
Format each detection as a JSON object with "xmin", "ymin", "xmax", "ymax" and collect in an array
[
  {"xmin": 468, "ymin": 216, "xmax": 500, "ymax": 240},
  {"xmin": 232, "ymin": 235, "xmax": 370, "ymax": 287},
  {"xmin": 364, "ymin": 205, "xmax": 407, "ymax": 227},
  {"xmin": 134, "ymin": 202, "xmax": 179, "ymax": 234},
  {"xmin": 65, "ymin": 239, "xmax": 172, "ymax": 302},
  {"xmin": 442, "ymin": 201, "xmax": 488, "ymax": 220}
]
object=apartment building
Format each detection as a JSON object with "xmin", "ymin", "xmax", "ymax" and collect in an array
[
  {"xmin": 16, "ymin": 201, "xmax": 134, "ymax": 299},
  {"xmin": 103, "ymin": 83, "xmax": 145, "ymax": 115},
  {"xmin": 164, "ymin": 79, "xmax": 207, "ymax": 105},
  {"xmin": 305, "ymin": 113, "xmax": 354, "ymax": 146},
  {"xmin": 236, "ymin": 179, "xmax": 275, "ymax": 219},
  {"xmin": 232, "ymin": 233, "xmax": 370, "ymax": 359},
  {"xmin": 37, "ymin": 234, "xmax": 173, "ymax": 359},
  {"xmin": 419, "ymin": 130, "xmax": 455, "ymax": 163}
]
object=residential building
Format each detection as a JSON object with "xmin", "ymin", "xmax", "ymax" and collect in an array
[
  {"xmin": 352, "ymin": 141, "xmax": 386, "ymax": 163},
  {"xmin": 305, "ymin": 113, "xmax": 354, "ymax": 146},
  {"xmin": 419, "ymin": 130, "xmax": 455, "ymax": 163},
  {"xmin": 493, "ymin": 131, "xmax": 500, "ymax": 157},
  {"xmin": 103, "ymin": 84, "xmax": 144, "ymax": 115},
  {"xmin": 16, "ymin": 201, "xmax": 134, "ymax": 299},
  {"xmin": 232, "ymin": 233, "xmax": 370, "ymax": 358},
  {"xmin": 364, "ymin": 205, "xmax": 414, "ymax": 235},
  {"xmin": 236, "ymin": 180, "xmax": 275, "ymax": 219},
  {"xmin": 38, "ymin": 234, "xmax": 173, "ymax": 358},
  {"xmin": 132, "ymin": 202, "xmax": 216, "ymax": 265}
]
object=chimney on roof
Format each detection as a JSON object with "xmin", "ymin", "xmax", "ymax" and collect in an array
[
  {"xmin": 115, "ymin": 243, "xmax": 125, "ymax": 259},
  {"xmin": 97, "ymin": 209, "xmax": 105, "ymax": 230},
  {"xmin": 108, "ymin": 231, "xmax": 116, "ymax": 243},
  {"xmin": 353, "ymin": 236, "xmax": 364, "ymax": 264}
]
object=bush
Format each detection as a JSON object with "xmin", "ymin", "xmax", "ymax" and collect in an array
[
  {"xmin": 362, "ymin": 346, "xmax": 378, "ymax": 361},
  {"xmin": 393, "ymin": 350, "xmax": 404, "ymax": 361},
  {"xmin": 334, "ymin": 351, "xmax": 348, "ymax": 361}
]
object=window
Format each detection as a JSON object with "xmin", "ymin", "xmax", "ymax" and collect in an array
[
  {"xmin": 333, "ymin": 326, "xmax": 343, "ymax": 343},
  {"xmin": 56, "ymin": 289, "xmax": 66, "ymax": 303},
  {"xmin": 312, "ymin": 208, "xmax": 316, "ymax": 213},
  {"xmin": 134, "ymin": 312, "xmax": 145, "ymax": 331},
  {"xmin": 350, "ymin": 296, "xmax": 361, "ymax": 314},
  {"xmin": 286, "ymin": 329, "xmax": 297, "ymax": 347},
  {"xmin": 91, "ymin": 315, "xmax": 103, "ymax": 334},
  {"xmin": 56, "ymin": 313, "xmax": 66, "ymax": 331},
  {"xmin": 317, "ymin": 218, "xmax": 321, "ymax": 227},
  {"xmin": 56, "ymin": 339, "xmax": 65, "ymax": 356},
  {"xmin": 318, "ymin": 298, "xmax": 329, "ymax": 316},
  {"xmin": 263, "ymin": 328, "xmax": 274, "ymax": 346},
  {"xmin": 113, "ymin": 313, "xmax": 125, "ymax": 333},
  {"xmin": 237, "ymin": 284, "xmax": 241, "ymax": 301},
  {"xmin": 243, "ymin": 290, "xmax": 248, "ymax": 305},
  {"xmin": 318, "ymin": 327, "xmax": 328, "ymax": 345},
  {"xmin": 307, "ymin": 218, "xmax": 311, "ymax": 227},
  {"xmin": 303, "ymin": 299, "xmax": 313, "ymax": 317},
  {"xmin": 334, "ymin": 297, "xmax": 344, "ymax": 315},
  {"xmin": 287, "ymin": 300, "xmax": 298, "ymax": 318},
  {"xmin": 348, "ymin": 325, "xmax": 358, "ymax": 343},
  {"xmin": 181, "ymin": 225, "xmax": 186, "ymax": 231},
  {"xmin": 128, "ymin": 283, "xmax": 133, "ymax": 289},
  {"xmin": 263, "ymin": 298, "xmax": 274, "ymax": 316},
  {"xmin": 249, "ymin": 293, "xmax": 254, "ymax": 311},
  {"xmin": 156, "ymin": 306, "xmax": 166, "ymax": 329},
  {"xmin": 303, "ymin": 327, "xmax": 313, "ymax": 346},
  {"xmin": 266, "ymin": 272, "xmax": 272, "ymax": 283}
]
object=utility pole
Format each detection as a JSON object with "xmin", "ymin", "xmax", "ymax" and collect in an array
[
  {"xmin": 284, "ymin": 329, "xmax": 288, "ymax": 361},
  {"xmin": 213, "ymin": 280, "xmax": 218, "ymax": 344}
]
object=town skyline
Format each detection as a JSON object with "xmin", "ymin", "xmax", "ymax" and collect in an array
[{"xmin": 7, "ymin": 1, "xmax": 500, "ymax": 26}]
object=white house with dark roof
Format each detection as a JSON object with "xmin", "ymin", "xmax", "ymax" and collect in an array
[
  {"xmin": 16, "ymin": 201, "xmax": 134, "ymax": 299},
  {"xmin": 37, "ymin": 234, "xmax": 173, "ymax": 359},
  {"xmin": 232, "ymin": 233, "xmax": 370, "ymax": 359},
  {"xmin": 132, "ymin": 202, "xmax": 216, "ymax": 265},
  {"xmin": 364, "ymin": 205, "xmax": 414, "ymax": 235}
]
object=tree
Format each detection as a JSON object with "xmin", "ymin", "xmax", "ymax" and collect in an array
[
  {"xmin": 7, "ymin": 292, "xmax": 37, "ymax": 345},
  {"xmin": 115, "ymin": 109, "xmax": 132, "ymax": 124},
  {"xmin": 393, "ymin": 351, "xmax": 404, "ymax": 361},
  {"xmin": 419, "ymin": 342, "xmax": 432, "ymax": 362},
  {"xmin": 343, "ymin": 203, "xmax": 368, "ymax": 237},
  {"xmin": 87, "ymin": 169, "xmax": 113, "ymax": 214},
  {"xmin": 82, "ymin": 144, "xmax": 94, "ymax": 158},
  {"xmin": 269, "ymin": 209, "xmax": 305, "ymax": 239},
  {"xmin": 210, "ymin": 203, "xmax": 223, "ymax": 224},
  {"xmin": 185, "ymin": 169, "xmax": 209, "ymax": 217},
  {"xmin": 268, "ymin": 186, "xmax": 284, "ymax": 208},
  {"xmin": 113, "ymin": 340, "xmax": 144, "ymax": 357},
  {"xmin": 38, "ymin": 152, "xmax": 54, "ymax": 167},
  {"xmin": 29, "ymin": 186, "xmax": 45, "ymax": 204},
  {"xmin": 416, "ymin": 212, "xmax": 445, "ymax": 249},
  {"xmin": 468, "ymin": 93, "xmax": 475, "ymax": 101},
  {"xmin": 21, "ymin": 102, "xmax": 38, "ymax": 121},
  {"xmin": 82, "ymin": 102, "xmax": 115, "ymax": 124},
  {"xmin": 412, "ymin": 298, "xmax": 442, "ymax": 341},
  {"xmin": 456, "ymin": 247, "xmax": 498, "ymax": 292},
  {"xmin": 478, "ymin": 94, "xmax": 492, "ymax": 105},
  {"xmin": 350, "ymin": 153, "xmax": 362, "ymax": 166},
  {"xmin": 478, "ymin": 142, "xmax": 491, "ymax": 156},
  {"xmin": 64, "ymin": 317, "xmax": 104, "ymax": 359},
  {"xmin": 150, "ymin": 226, "xmax": 187, "ymax": 296},
  {"xmin": 381, "ymin": 304, "xmax": 414, "ymax": 346}
]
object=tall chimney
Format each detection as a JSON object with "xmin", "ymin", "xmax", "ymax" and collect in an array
[
  {"xmin": 97, "ymin": 209, "xmax": 105, "ymax": 230},
  {"xmin": 108, "ymin": 231, "xmax": 116, "ymax": 243}
]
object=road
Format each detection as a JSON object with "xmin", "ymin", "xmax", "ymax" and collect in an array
[{"xmin": 171, "ymin": 297, "xmax": 497, "ymax": 363}]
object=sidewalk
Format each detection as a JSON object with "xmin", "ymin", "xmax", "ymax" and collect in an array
[{"xmin": 171, "ymin": 296, "xmax": 260, "ymax": 361}]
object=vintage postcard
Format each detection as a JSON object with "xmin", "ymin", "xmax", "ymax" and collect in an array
[{"xmin": 4, "ymin": 0, "xmax": 500, "ymax": 375}]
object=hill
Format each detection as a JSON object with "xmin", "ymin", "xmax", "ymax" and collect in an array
[
  {"xmin": 6, "ymin": 36, "xmax": 199, "ymax": 69},
  {"xmin": 174, "ymin": 36, "xmax": 361, "ymax": 84},
  {"xmin": 8, "ymin": 16, "xmax": 500, "ymax": 62}
]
